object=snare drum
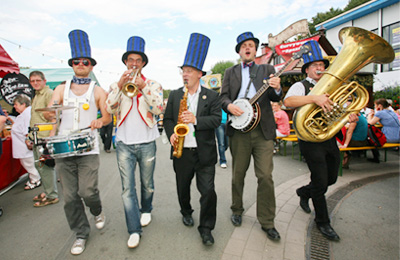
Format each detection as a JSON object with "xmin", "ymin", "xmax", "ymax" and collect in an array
[{"xmin": 39, "ymin": 132, "xmax": 95, "ymax": 158}]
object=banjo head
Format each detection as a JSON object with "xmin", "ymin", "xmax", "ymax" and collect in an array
[{"xmin": 230, "ymin": 99, "xmax": 255, "ymax": 130}]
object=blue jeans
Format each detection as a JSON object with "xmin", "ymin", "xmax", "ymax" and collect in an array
[
  {"xmin": 116, "ymin": 141, "xmax": 156, "ymax": 234},
  {"xmin": 215, "ymin": 123, "xmax": 228, "ymax": 165}
]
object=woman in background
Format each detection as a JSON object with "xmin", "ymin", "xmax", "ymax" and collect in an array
[{"xmin": 11, "ymin": 94, "xmax": 41, "ymax": 190}]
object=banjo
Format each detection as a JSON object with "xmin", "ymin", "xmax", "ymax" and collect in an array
[{"xmin": 229, "ymin": 45, "xmax": 309, "ymax": 133}]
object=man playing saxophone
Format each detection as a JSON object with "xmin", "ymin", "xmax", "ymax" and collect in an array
[
  {"xmin": 284, "ymin": 40, "xmax": 358, "ymax": 241},
  {"xmin": 164, "ymin": 33, "xmax": 221, "ymax": 246},
  {"xmin": 106, "ymin": 36, "xmax": 163, "ymax": 248}
]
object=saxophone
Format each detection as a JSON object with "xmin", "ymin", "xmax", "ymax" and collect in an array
[
  {"xmin": 172, "ymin": 81, "xmax": 190, "ymax": 158},
  {"xmin": 293, "ymin": 27, "xmax": 395, "ymax": 142}
]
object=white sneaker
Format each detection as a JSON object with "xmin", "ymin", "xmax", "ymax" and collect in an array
[
  {"xmin": 127, "ymin": 233, "xmax": 140, "ymax": 248},
  {"xmin": 94, "ymin": 211, "xmax": 106, "ymax": 230},
  {"xmin": 140, "ymin": 213, "xmax": 152, "ymax": 227},
  {"xmin": 71, "ymin": 238, "xmax": 86, "ymax": 255},
  {"xmin": 220, "ymin": 163, "xmax": 227, "ymax": 169}
]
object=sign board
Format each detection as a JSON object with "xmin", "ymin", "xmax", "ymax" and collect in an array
[{"xmin": 0, "ymin": 72, "xmax": 34, "ymax": 105}]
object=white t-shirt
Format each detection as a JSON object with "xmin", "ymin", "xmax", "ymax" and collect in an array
[{"xmin": 116, "ymin": 97, "xmax": 159, "ymax": 145}]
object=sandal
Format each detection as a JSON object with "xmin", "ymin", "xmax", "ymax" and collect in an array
[
  {"xmin": 25, "ymin": 180, "xmax": 41, "ymax": 190},
  {"xmin": 32, "ymin": 193, "xmax": 46, "ymax": 202},
  {"xmin": 34, "ymin": 197, "xmax": 59, "ymax": 207}
]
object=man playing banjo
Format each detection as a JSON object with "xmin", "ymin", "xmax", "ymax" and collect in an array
[{"xmin": 220, "ymin": 32, "xmax": 282, "ymax": 241}]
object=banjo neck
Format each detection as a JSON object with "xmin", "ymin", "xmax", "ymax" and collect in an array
[{"xmin": 248, "ymin": 56, "xmax": 299, "ymax": 105}]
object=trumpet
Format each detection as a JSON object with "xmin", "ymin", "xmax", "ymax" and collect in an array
[{"xmin": 122, "ymin": 66, "xmax": 141, "ymax": 98}]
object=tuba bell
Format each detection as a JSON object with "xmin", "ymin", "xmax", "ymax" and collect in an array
[
  {"xmin": 122, "ymin": 66, "xmax": 141, "ymax": 98},
  {"xmin": 293, "ymin": 27, "xmax": 395, "ymax": 142}
]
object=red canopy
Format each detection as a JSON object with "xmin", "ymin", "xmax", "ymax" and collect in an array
[{"xmin": 0, "ymin": 44, "xmax": 19, "ymax": 78}]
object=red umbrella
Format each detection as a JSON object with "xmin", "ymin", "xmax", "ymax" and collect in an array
[{"xmin": 0, "ymin": 44, "xmax": 19, "ymax": 78}]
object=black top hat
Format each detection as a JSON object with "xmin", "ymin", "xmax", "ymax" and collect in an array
[
  {"xmin": 122, "ymin": 36, "xmax": 148, "ymax": 67},
  {"xmin": 68, "ymin": 30, "xmax": 97, "ymax": 67},
  {"xmin": 235, "ymin": 32, "xmax": 259, "ymax": 53}
]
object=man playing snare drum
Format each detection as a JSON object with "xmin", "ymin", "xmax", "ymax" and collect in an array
[{"xmin": 45, "ymin": 30, "xmax": 111, "ymax": 256}]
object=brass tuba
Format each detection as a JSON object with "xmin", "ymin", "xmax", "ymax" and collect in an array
[
  {"xmin": 122, "ymin": 66, "xmax": 141, "ymax": 98},
  {"xmin": 172, "ymin": 81, "xmax": 190, "ymax": 158},
  {"xmin": 293, "ymin": 27, "xmax": 395, "ymax": 142}
]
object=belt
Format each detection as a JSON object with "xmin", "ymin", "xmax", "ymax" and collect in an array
[{"xmin": 183, "ymin": 147, "xmax": 197, "ymax": 151}]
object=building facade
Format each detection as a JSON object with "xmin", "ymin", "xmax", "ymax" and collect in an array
[{"xmin": 316, "ymin": 0, "xmax": 400, "ymax": 91}]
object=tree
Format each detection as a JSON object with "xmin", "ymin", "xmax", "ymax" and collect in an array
[
  {"xmin": 211, "ymin": 61, "xmax": 235, "ymax": 81},
  {"xmin": 308, "ymin": 0, "xmax": 370, "ymax": 35}
]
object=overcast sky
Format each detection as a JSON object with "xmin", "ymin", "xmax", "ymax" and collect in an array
[{"xmin": 1, "ymin": 0, "xmax": 348, "ymax": 90}]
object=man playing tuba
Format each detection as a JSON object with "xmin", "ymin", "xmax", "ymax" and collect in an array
[{"xmin": 284, "ymin": 40, "xmax": 358, "ymax": 241}]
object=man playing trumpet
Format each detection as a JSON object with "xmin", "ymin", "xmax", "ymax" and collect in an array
[{"xmin": 106, "ymin": 36, "xmax": 163, "ymax": 248}]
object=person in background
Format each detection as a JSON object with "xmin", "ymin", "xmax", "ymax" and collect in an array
[
  {"xmin": 220, "ymin": 32, "xmax": 282, "ymax": 241},
  {"xmin": 0, "ymin": 105, "xmax": 6, "ymax": 216},
  {"xmin": 100, "ymin": 111, "xmax": 114, "ymax": 153},
  {"xmin": 272, "ymin": 101, "xmax": 290, "ymax": 138},
  {"xmin": 272, "ymin": 101, "xmax": 290, "ymax": 153},
  {"xmin": 26, "ymin": 71, "xmax": 59, "ymax": 206},
  {"xmin": 367, "ymin": 98, "xmax": 400, "ymax": 161},
  {"xmin": 11, "ymin": 94, "xmax": 42, "ymax": 191},
  {"xmin": 164, "ymin": 33, "xmax": 221, "ymax": 246},
  {"xmin": 338, "ymin": 99, "xmax": 370, "ymax": 168},
  {"xmin": 215, "ymin": 109, "xmax": 228, "ymax": 168},
  {"xmin": 106, "ymin": 36, "xmax": 163, "ymax": 249}
]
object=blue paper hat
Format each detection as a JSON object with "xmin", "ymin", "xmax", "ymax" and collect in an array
[
  {"xmin": 235, "ymin": 32, "xmax": 259, "ymax": 53},
  {"xmin": 122, "ymin": 36, "xmax": 148, "ymax": 67},
  {"xmin": 68, "ymin": 30, "xmax": 96, "ymax": 66},
  {"xmin": 301, "ymin": 40, "xmax": 330, "ymax": 73},
  {"xmin": 181, "ymin": 33, "xmax": 210, "ymax": 76}
]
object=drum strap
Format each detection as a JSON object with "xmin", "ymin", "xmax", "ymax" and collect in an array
[{"xmin": 63, "ymin": 80, "xmax": 96, "ymax": 131}]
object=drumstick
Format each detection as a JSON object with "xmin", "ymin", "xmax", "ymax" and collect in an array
[{"xmin": 71, "ymin": 126, "xmax": 91, "ymax": 133}]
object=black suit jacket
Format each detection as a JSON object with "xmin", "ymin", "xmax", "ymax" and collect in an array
[
  {"xmin": 220, "ymin": 64, "xmax": 282, "ymax": 140},
  {"xmin": 164, "ymin": 86, "xmax": 221, "ymax": 166}
]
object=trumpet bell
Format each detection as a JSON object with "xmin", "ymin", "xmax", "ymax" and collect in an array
[{"xmin": 122, "ymin": 82, "xmax": 139, "ymax": 98}]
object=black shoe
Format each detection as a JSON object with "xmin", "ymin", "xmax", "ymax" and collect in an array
[
  {"xmin": 262, "ymin": 227, "xmax": 281, "ymax": 241},
  {"xmin": 367, "ymin": 158, "xmax": 380, "ymax": 163},
  {"xmin": 200, "ymin": 230, "xmax": 214, "ymax": 246},
  {"xmin": 182, "ymin": 215, "xmax": 194, "ymax": 226},
  {"xmin": 231, "ymin": 214, "xmax": 242, "ymax": 226},
  {"xmin": 317, "ymin": 223, "xmax": 340, "ymax": 241},
  {"xmin": 296, "ymin": 189, "xmax": 311, "ymax": 213}
]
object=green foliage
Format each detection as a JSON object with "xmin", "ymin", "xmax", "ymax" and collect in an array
[
  {"xmin": 211, "ymin": 61, "xmax": 235, "ymax": 81},
  {"xmin": 163, "ymin": 89, "xmax": 171, "ymax": 99},
  {"xmin": 373, "ymin": 85, "xmax": 400, "ymax": 110}
]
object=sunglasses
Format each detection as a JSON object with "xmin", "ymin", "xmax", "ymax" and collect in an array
[{"xmin": 72, "ymin": 59, "xmax": 90, "ymax": 66}]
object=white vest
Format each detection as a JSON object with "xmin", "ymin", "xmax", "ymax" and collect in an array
[{"xmin": 58, "ymin": 80, "xmax": 99, "ymax": 155}]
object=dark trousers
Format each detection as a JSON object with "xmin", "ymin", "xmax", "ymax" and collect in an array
[
  {"xmin": 100, "ymin": 122, "xmax": 113, "ymax": 150},
  {"xmin": 173, "ymin": 149, "xmax": 217, "ymax": 232},
  {"xmin": 298, "ymin": 138, "xmax": 340, "ymax": 225},
  {"xmin": 56, "ymin": 155, "xmax": 102, "ymax": 239},
  {"xmin": 229, "ymin": 125, "xmax": 276, "ymax": 229}
]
